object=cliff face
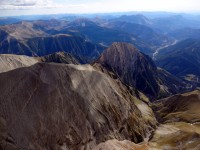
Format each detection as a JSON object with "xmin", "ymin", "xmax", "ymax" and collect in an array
[
  {"xmin": 0, "ymin": 62, "xmax": 156, "ymax": 150},
  {"xmin": 95, "ymin": 42, "xmax": 158, "ymax": 98}
]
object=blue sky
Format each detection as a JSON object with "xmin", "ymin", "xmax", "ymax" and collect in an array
[{"xmin": 0, "ymin": 0, "xmax": 200, "ymax": 16}]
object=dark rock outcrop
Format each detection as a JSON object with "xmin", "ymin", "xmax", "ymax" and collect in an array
[
  {"xmin": 41, "ymin": 51, "xmax": 80, "ymax": 64},
  {"xmin": 95, "ymin": 42, "xmax": 190, "ymax": 100}
]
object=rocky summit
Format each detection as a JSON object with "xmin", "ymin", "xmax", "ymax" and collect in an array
[{"xmin": 95, "ymin": 42, "xmax": 190, "ymax": 100}]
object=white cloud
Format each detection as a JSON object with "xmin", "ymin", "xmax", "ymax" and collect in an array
[
  {"xmin": 14, "ymin": 0, "xmax": 38, "ymax": 6},
  {"xmin": 0, "ymin": 0, "xmax": 57, "ymax": 9}
]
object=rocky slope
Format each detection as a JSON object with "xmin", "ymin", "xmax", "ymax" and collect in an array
[
  {"xmin": 0, "ymin": 62, "xmax": 157, "ymax": 150},
  {"xmin": 0, "ymin": 54, "xmax": 39, "ymax": 73},
  {"xmin": 95, "ymin": 139, "xmax": 150, "ymax": 150},
  {"xmin": 0, "ymin": 21, "xmax": 47, "ymax": 40},
  {"xmin": 0, "ymin": 52, "xmax": 80, "ymax": 73},
  {"xmin": 95, "ymin": 42, "xmax": 190, "ymax": 100},
  {"xmin": 150, "ymin": 90, "xmax": 200, "ymax": 149}
]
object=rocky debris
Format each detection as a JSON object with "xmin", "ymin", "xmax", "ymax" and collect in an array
[{"xmin": 95, "ymin": 139, "xmax": 150, "ymax": 150}]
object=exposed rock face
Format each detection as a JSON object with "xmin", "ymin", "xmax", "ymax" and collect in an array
[
  {"xmin": 150, "ymin": 90, "xmax": 200, "ymax": 149},
  {"xmin": 95, "ymin": 42, "xmax": 158, "ymax": 99},
  {"xmin": 0, "ymin": 63, "xmax": 156, "ymax": 150},
  {"xmin": 26, "ymin": 35, "xmax": 104, "ymax": 63},
  {"xmin": 95, "ymin": 42, "xmax": 189, "ymax": 100},
  {"xmin": 41, "ymin": 51, "xmax": 80, "ymax": 64}
]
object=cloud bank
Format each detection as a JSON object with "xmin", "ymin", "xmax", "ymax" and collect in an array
[{"xmin": 0, "ymin": 0, "xmax": 199, "ymax": 16}]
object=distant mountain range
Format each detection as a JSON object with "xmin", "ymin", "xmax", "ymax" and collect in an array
[
  {"xmin": 167, "ymin": 28, "xmax": 200, "ymax": 40},
  {"xmin": 1, "ymin": 13, "xmax": 200, "ymax": 58},
  {"xmin": 0, "ymin": 15, "xmax": 179, "ymax": 57},
  {"xmin": 105, "ymin": 21, "xmax": 172, "ymax": 54},
  {"xmin": 156, "ymin": 39, "xmax": 200, "ymax": 85},
  {"xmin": 152, "ymin": 15, "xmax": 200, "ymax": 33},
  {"xmin": 108, "ymin": 14, "xmax": 200, "ymax": 33},
  {"xmin": 0, "ymin": 17, "xmax": 21, "ymax": 25},
  {"xmin": 110, "ymin": 14, "xmax": 153, "ymax": 26},
  {"xmin": 57, "ymin": 18, "xmax": 155, "ymax": 55},
  {"xmin": 0, "ymin": 21, "xmax": 105, "ymax": 63}
]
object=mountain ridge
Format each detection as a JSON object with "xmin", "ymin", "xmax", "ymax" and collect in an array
[{"xmin": 95, "ymin": 42, "xmax": 191, "ymax": 100}]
